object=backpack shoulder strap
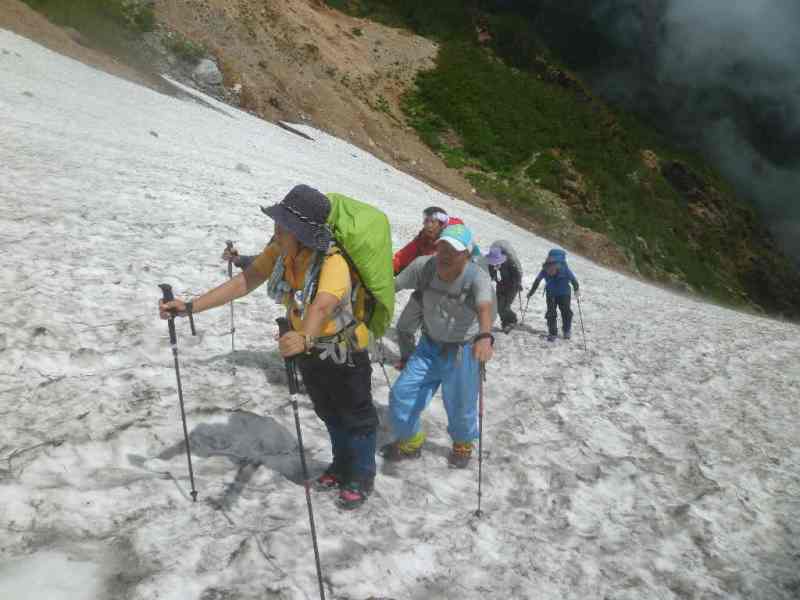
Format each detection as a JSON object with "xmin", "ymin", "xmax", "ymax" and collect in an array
[{"xmin": 418, "ymin": 256, "xmax": 438, "ymax": 294}]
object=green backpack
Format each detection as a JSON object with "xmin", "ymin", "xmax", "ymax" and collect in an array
[{"xmin": 325, "ymin": 193, "xmax": 395, "ymax": 338}]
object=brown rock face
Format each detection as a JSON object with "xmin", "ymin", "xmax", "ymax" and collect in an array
[{"xmin": 154, "ymin": 0, "xmax": 474, "ymax": 200}]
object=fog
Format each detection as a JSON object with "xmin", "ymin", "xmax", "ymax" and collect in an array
[{"xmin": 589, "ymin": 0, "xmax": 800, "ymax": 264}]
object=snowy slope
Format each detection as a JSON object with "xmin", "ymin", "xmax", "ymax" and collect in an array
[{"xmin": 1, "ymin": 29, "xmax": 799, "ymax": 600}]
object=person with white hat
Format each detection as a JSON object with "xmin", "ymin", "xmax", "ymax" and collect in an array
[
  {"xmin": 391, "ymin": 207, "xmax": 464, "ymax": 371},
  {"xmin": 382, "ymin": 224, "xmax": 496, "ymax": 468}
]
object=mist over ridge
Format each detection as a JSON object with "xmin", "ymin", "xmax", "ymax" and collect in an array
[{"xmin": 487, "ymin": 0, "xmax": 800, "ymax": 265}]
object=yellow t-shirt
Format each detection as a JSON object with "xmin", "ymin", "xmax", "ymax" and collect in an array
[{"xmin": 251, "ymin": 242, "xmax": 369, "ymax": 348}]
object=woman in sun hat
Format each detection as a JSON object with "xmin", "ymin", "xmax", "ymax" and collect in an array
[
  {"xmin": 486, "ymin": 241, "xmax": 523, "ymax": 334},
  {"xmin": 159, "ymin": 184, "xmax": 378, "ymax": 509}
]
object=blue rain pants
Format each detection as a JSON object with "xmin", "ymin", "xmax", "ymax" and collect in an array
[{"xmin": 389, "ymin": 335, "xmax": 480, "ymax": 444}]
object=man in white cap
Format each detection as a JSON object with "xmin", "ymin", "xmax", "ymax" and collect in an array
[
  {"xmin": 392, "ymin": 206, "xmax": 464, "ymax": 370},
  {"xmin": 382, "ymin": 224, "xmax": 495, "ymax": 468}
]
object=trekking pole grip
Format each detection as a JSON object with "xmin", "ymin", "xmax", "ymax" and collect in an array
[
  {"xmin": 276, "ymin": 317, "xmax": 290, "ymax": 337},
  {"xmin": 276, "ymin": 318, "xmax": 300, "ymax": 395},
  {"xmin": 226, "ymin": 240, "xmax": 235, "ymax": 273},
  {"xmin": 159, "ymin": 283, "xmax": 177, "ymax": 345}
]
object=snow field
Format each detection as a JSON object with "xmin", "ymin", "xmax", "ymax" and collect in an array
[{"xmin": 1, "ymin": 29, "xmax": 799, "ymax": 600}]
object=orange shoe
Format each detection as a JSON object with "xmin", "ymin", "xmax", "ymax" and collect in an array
[{"xmin": 448, "ymin": 442, "xmax": 473, "ymax": 468}]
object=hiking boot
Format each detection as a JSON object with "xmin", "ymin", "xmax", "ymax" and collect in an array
[
  {"xmin": 380, "ymin": 442, "xmax": 422, "ymax": 461},
  {"xmin": 563, "ymin": 330, "xmax": 571, "ymax": 340},
  {"xmin": 501, "ymin": 322, "xmax": 516, "ymax": 334},
  {"xmin": 448, "ymin": 442, "xmax": 473, "ymax": 469},
  {"xmin": 337, "ymin": 478, "xmax": 374, "ymax": 510},
  {"xmin": 547, "ymin": 334, "xmax": 557, "ymax": 342},
  {"xmin": 315, "ymin": 464, "xmax": 343, "ymax": 490}
]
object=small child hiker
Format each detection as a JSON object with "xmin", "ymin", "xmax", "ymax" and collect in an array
[{"xmin": 527, "ymin": 249, "xmax": 579, "ymax": 342}]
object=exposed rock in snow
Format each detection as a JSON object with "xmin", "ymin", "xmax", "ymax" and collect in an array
[{"xmin": 192, "ymin": 58, "xmax": 222, "ymax": 86}]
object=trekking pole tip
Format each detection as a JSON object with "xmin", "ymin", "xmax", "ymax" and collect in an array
[
  {"xmin": 474, "ymin": 509, "xmax": 483, "ymax": 518},
  {"xmin": 190, "ymin": 490, "xmax": 198, "ymax": 502}
]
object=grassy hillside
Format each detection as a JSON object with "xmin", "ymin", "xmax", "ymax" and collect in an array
[
  {"xmin": 326, "ymin": 0, "xmax": 800, "ymax": 317},
  {"xmin": 19, "ymin": 0, "xmax": 154, "ymax": 50}
]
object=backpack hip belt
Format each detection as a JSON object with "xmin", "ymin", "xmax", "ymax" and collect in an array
[
  {"xmin": 422, "ymin": 333, "xmax": 470, "ymax": 364},
  {"xmin": 312, "ymin": 321, "xmax": 360, "ymax": 365}
]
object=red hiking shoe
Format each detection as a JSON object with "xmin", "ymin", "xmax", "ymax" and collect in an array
[
  {"xmin": 315, "ymin": 464, "xmax": 343, "ymax": 490},
  {"xmin": 337, "ymin": 478, "xmax": 374, "ymax": 510}
]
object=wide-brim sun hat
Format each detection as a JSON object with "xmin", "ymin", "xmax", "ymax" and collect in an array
[
  {"xmin": 436, "ymin": 224, "xmax": 474, "ymax": 253},
  {"xmin": 261, "ymin": 184, "xmax": 333, "ymax": 252},
  {"xmin": 486, "ymin": 245, "xmax": 507, "ymax": 266}
]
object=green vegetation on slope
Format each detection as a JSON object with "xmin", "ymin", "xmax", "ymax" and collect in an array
[
  {"xmin": 407, "ymin": 42, "xmax": 735, "ymax": 297},
  {"xmin": 326, "ymin": 0, "xmax": 800, "ymax": 315},
  {"xmin": 325, "ymin": 0, "xmax": 473, "ymax": 40},
  {"xmin": 21, "ymin": 0, "xmax": 154, "ymax": 51}
]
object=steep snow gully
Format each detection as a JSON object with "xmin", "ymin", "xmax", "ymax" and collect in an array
[{"xmin": 1, "ymin": 29, "xmax": 799, "ymax": 600}]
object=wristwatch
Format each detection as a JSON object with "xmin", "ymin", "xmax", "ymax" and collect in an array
[
  {"xmin": 473, "ymin": 332, "xmax": 495, "ymax": 346},
  {"xmin": 303, "ymin": 335, "xmax": 317, "ymax": 353}
]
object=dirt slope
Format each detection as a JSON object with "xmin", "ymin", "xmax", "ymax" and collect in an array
[
  {"xmin": 156, "ymin": 0, "xmax": 476, "ymax": 201},
  {"xmin": 0, "ymin": 0, "xmax": 152, "ymax": 88}
]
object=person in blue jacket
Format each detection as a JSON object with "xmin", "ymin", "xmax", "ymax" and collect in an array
[{"xmin": 527, "ymin": 249, "xmax": 580, "ymax": 342}]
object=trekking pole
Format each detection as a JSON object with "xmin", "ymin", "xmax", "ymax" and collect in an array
[
  {"xmin": 475, "ymin": 362, "xmax": 486, "ymax": 518},
  {"xmin": 376, "ymin": 338, "xmax": 392, "ymax": 388},
  {"xmin": 576, "ymin": 294, "xmax": 587, "ymax": 353},
  {"xmin": 159, "ymin": 284, "xmax": 198, "ymax": 502},
  {"xmin": 276, "ymin": 317, "xmax": 326, "ymax": 600},
  {"xmin": 226, "ymin": 240, "xmax": 236, "ymax": 354},
  {"xmin": 520, "ymin": 296, "xmax": 531, "ymax": 326}
]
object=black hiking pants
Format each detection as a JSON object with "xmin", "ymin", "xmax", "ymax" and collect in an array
[
  {"xmin": 496, "ymin": 287, "xmax": 518, "ymax": 328},
  {"xmin": 545, "ymin": 293, "xmax": 572, "ymax": 336},
  {"xmin": 297, "ymin": 350, "xmax": 378, "ymax": 482}
]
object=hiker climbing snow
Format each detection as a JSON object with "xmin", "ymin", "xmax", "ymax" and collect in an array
[
  {"xmin": 392, "ymin": 206, "xmax": 463, "ymax": 371},
  {"xmin": 486, "ymin": 240, "xmax": 523, "ymax": 334},
  {"xmin": 527, "ymin": 248, "xmax": 580, "ymax": 342},
  {"xmin": 382, "ymin": 224, "xmax": 496, "ymax": 468},
  {"xmin": 159, "ymin": 184, "xmax": 394, "ymax": 509}
]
